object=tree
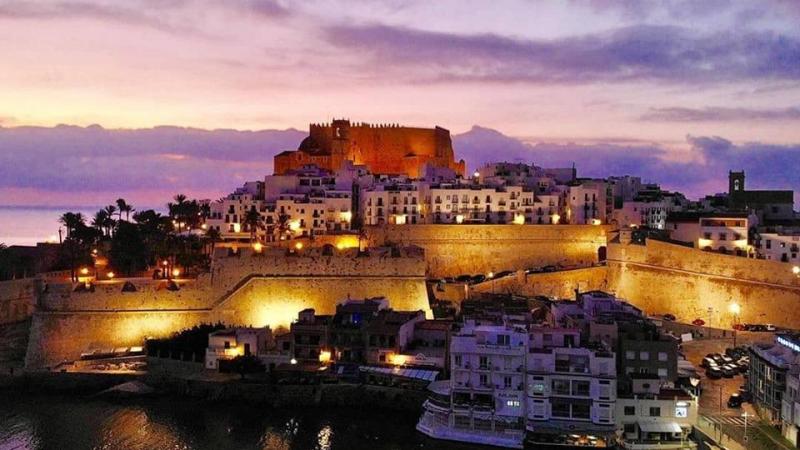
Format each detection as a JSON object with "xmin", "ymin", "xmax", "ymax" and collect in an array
[
  {"xmin": 205, "ymin": 228, "xmax": 221, "ymax": 256},
  {"xmin": 109, "ymin": 221, "xmax": 148, "ymax": 275},
  {"xmin": 92, "ymin": 210, "xmax": 110, "ymax": 237},
  {"xmin": 103, "ymin": 205, "xmax": 118, "ymax": 235},
  {"xmin": 244, "ymin": 209, "xmax": 262, "ymax": 243},
  {"xmin": 116, "ymin": 198, "xmax": 133, "ymax": 222},
  {"xmin": 228, "ymin": 354, "xmax": 266, "ymax": 380}
]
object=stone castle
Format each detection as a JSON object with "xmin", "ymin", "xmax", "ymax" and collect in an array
[{"xmin": 274, "ymin": 119, "xmax": 466, "ymax": 178}]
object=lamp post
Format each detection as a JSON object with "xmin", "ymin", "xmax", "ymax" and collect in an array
[
  {"xmin": 742, "ymin": 411, "xmax": 749, "ymax": 443},
  {"xmin": 729, "ymin": 301, "xmax": 741, "ymax": 347}
]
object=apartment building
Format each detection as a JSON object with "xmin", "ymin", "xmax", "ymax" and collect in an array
[
  {"xmin": 616, "ymin": 380, "xmax": 697, "ymax": 449},
  {"xmin": 205, "ymin": 326, "xmax": 270, "ymax": 370},
  {"xmin": 567, "ymin": 179, "xmax": 610, "ymax": 225},
  {"xmin": 525, "ymin": 326, "xmax": 617, "ymax": 447},
  {"xmin": 750, "ymin": 333, "xmax": 800, "ymax": 423},
  {"xmin": 418, "ymin": 322, "xmax": 528, "ymax": 448}
]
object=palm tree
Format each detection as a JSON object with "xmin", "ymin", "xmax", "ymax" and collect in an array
[
  {"xmin": 103, "ymin": 205, "xmax": 117, "ymax": 236},
  {"xmin": 169, "ymin": 194, "xmax": 188, "ymax": 232},
  {"xmin": 92, "ymin": 210, "xmax": 110, "ymax": 236},
  {"xmin": 116, "ymin": 198, "xmax": 133, "ymax": 221},
  {"xmin": 244, "ymin": 209, "xmax": 262, "ymax": 243},
  {"xmin": 205, "ymin": 228, "xmax": 221, "ymax": 256}
]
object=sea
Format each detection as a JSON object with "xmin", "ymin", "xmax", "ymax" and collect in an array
[
  {"xmin": 0, "ymin": 393, "xmax": 476, "ymax": 450},
  {"xmin": 0, "ymin": 206, "xmax": 102, "ymax": 247}
]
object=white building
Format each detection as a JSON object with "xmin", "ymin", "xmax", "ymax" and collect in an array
[
  {"xmin": 417, "ymin": 322, "xmax": 528, "ymax": 448},
  {"xmin": 205, "ymin": 327, "xmax": 270, "ymax": 370},
  {"xmin": 755, "ymin": 230, "xmax": 800, "ymax": 263},
  {"xmin": 616, "ymin": 380, "xmax": 698, "ymax": 449},
  {"xmin": 666, "ymin": 213, "xmax": 751, "ymax": 254},
  {"xmin": 417, "ymin": 320, "xmax": 618, "ymax": 448},
  {"xmin": 568, "ymin": 180, "xmax": 609, "ymax": 225},
  {"xmin": 207, "ymin": 164, "xmax": 360, "ymax": 242},
  {"xmin": 525, "ymin": 326, "xmax": 617, "ymax": 447}
]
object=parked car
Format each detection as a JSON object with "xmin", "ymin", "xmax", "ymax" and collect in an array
[
  {"xmin": 663, "ymin": 313, "xmax": 676, "ymax": 321},
  {"xmin": 765, "ymin": 324, "xmax": 777, "ymax": 331},
  {"xmin": 692, "ymin": 319, "xmax": 706, "ymax": 326},
  {"xmin": 706, "ymin": 367, "xmax": 723, "ymax": 379},
  {"xmin": 701, "ymin": 357, "xmax": 717, "ymax": 369},
  {"xmin": 721, "ymin": 364, "xmax": 738, "ymax": 378},
  {"xmin": 727, "ymin": 393, "xmax": 743, "ymax": 408},
  {"xmin": 738, "ymin": 389, "xmax": 752, "ymax": 403},
  {"xmin": 542, "ymin": 265, "xmax": 557, "ymax": 273}
]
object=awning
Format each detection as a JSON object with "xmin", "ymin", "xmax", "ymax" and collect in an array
[{"xmin": 638, "ymin": 421, "xmax": 683, "ymax": 433}]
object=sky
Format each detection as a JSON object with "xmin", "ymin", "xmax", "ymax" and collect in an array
[{"xmin": 0, "ymin": 0, "xmax": 799, "ymax": 214}]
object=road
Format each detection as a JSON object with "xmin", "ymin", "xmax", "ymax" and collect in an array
[{"xmin": 683, "ymin": 333, "xmax": 795, "ymax": 450}]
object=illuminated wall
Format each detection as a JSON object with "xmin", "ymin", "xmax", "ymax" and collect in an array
[
  {"xmin": 607, "ymin": 240, "xmax": 800, "ymax": 328},
  {"xmin": 25, "ymin": 246, "xmax": 429, "ymax": 368},
  {"xmin": 469, "ymin": 266, "xmax": 609, "ymax": 299},
  {"xmin": 0, "ymin": 279, "xmax": 35, "ymax": 325},
  {"xmin": 25, "ymin": 310, "xmax": 210, "ymax": 368},
  {"xmin": 365, "ymin": 224, "xmax": 610, "ymax": 277}
]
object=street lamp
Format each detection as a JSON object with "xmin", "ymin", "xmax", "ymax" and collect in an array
[
  {"xmin": 729, "ymin": 301, "xmax": 741, "ymax": 346},
  {"xmin": 793, "ymin": 266, "xmax": 800, "ymax": 275},
  {"xmin": 742, "ymin": 411, "xmax": 749, "ymax": 443}
]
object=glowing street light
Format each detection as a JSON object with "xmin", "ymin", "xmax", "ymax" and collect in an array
[
  {"xmin": 107, "ymin": 272, "xmax": 115, "ymax": 279},
  {"xmin": 294, "ymin": 242, "xmax": 304, "ymax": 250},
  {"xmin": 172, "ymin": 268, "xmax": 181, "ymax": 278},
  {"xmin": 80, "ymin": 267, "xmax": 89, "ymax": 275},
  {"xmin": 290, "ymin": 358, "xmax": 298, "ymax": 365},
  {"xmin": 252, "ymin": 242, "xmax": 263, "ymax": 253},
  {"xmin": 729, "ymin": 302, "xmax": 741, "ymax": 315},
  {"xmin": 793, "ymin": 266, "xmax": 800, "ymax": 275}
]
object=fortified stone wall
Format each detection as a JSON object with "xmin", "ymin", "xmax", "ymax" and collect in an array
[
  {"xmin": 25, "ymin": 310, "xmax": 211, "ymax": 369},
  {"xmin": 39, "ymin": 279, "xmax": 211, "ymax": 312},
  {"xmin": 607, "ymin": 240, "xmax": 800, "ymax": 329},
  {"xmin": 469, "ymin": 266, "xmax": 609, "ymax": 299},
  {"xmin": 0, "ymin": 279, "xmax": 36, "ymax": 325},
  {"xmin": 25, "ymin": 247, "xmax": 430, "ymax": 368},
  {"xmin": 365, "ymin": 225, "xmax": 610, "ymax": 278}
]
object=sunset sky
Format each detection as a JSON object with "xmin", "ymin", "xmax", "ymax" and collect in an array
[{"xmin": 1, "ymin": 0, "xmax": 799, "ymax": 225}]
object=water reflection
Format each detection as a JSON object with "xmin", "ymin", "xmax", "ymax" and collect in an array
[{"xmin": 0, "ymin": 394, "xmax": 477, "ymax": 450}]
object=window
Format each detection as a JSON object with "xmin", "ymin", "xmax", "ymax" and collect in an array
[
  {"xmin": 624, "ymin": 423, "xmax": 636, "ymax": 433},
  {"xmin": 497, "ymin": 334, "xmax": 510, "ymax": 346},
  {"xmin": 658, "ymin": 368, "xmax": 668, "ymax": 377},
  {"xmin": 572, "ymin": 380, "xmax": 590, "ymax": 396},
  {"xmin": 624, "ymin": 406, "xmax": 635, "ymax": 416},
  {"xmin": 504, "ymin": 376, "xmax": 512, "ymax": 389},
  {"xmin": 719, "ymin": 232, "xmax": 727, "ymax": 241},
  {"xmin": 552, "ymin": 379, "xmax": 571, "ymax": 395},
  {"xmin": 675, "ymin": 405, "xmax": 688, "ymax": 418},
  {"xmin": 626, "ymin": 351, "xmax": 635, "ymax": 360},
  {"xmin": 572, "ymin": 403, "xmax": 590, "ymax": 419},
  {"xmin": 658, "ymin": 352, "xmax": 668, "ymax": 361},
  {"xmin": 479, "ymin": 356, "xmax": 489, "ymax": 369},
  {"xmin": 454, "ymin": 355, "xmax": 462, "ymax": 367},
  {"xmin": 640, "ymin": 351, "xmax": 650, "ymax": 360},
  {"xmin": 649, "ymin": 407, "xmax": 661, "ymax": 417},
  {"xmin": 551, "ymin": 400, "xmax": 571, "ymax": 418},
  {"xmin": 479, "ymin": 374, "xmax": 489, "ymax": 387}
]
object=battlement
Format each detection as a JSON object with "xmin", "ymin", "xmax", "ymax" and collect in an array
[{"xmin": 276, "ymin": 119, "xmax": 465, "ymax": 177}]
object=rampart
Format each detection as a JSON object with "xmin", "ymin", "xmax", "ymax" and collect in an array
[
  {"xmin": 24, "ymin": 247, "xmax": 430, "ymax": 368},
  {"xmin": 469, "ymin": 266, "xmax": 609, "ymax": 299},
  {"xmin": 607, "ymin": 240, "xmax": 800, "ymax": 329},
  {"xmin": 365, "ymin": 225, "xmax": 610, "ymax": 278},
  {"xmin": 0, "ymin": 279, "xmax": 36, "ymax": 325}
]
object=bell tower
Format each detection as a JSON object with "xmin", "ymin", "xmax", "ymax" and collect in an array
[{"xmin": 729, "ymin": 171, "xmax": 745, "ymax": 196}]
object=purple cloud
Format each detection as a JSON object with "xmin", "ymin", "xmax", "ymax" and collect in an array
[
  {"xmin": 324, "ymin": 23, "xmax": 800, "ymax": 84},
  {"xmin": 641, "ymin": 106, "xmax": 800, "ymax": 122}
]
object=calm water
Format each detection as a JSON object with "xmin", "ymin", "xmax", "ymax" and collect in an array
[{"xmin": 0, "ymin": 393, "xmax": 476, "ymax": 450}]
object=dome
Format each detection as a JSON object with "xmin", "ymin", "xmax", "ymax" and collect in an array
[{"xmin": 298, "ymin": 136, "xmax": 320, "ymax": 151}]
